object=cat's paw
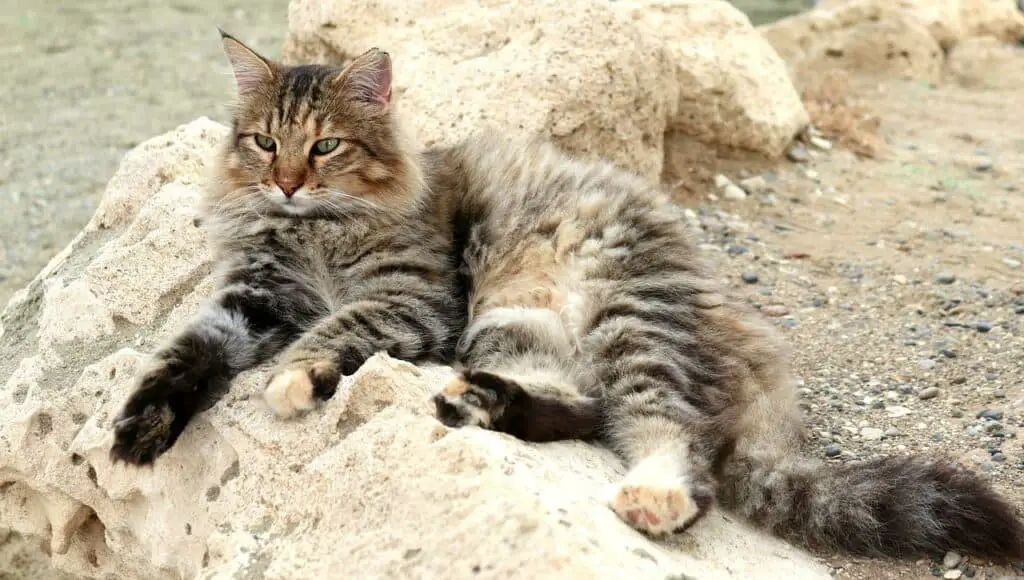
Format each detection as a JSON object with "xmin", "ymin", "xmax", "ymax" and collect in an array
[
  {"xmin": 602, "ymin": 455, "xmax": 714, "ymax": 536},
  {"xmin": 110, "ymin": 371, "xmax": 183, "ymax": 465},
  {"xmin": 264, "ymin": 359, "xmax": 340, "ymax": 419},
  {"xmin": 432, "ymin": 369, "xmax": 515, "ymax": 429}
]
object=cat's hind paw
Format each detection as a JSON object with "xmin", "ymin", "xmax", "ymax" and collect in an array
[
  {"xmin": 432, "ymin": 369, "xmax": 515, "ymax": 429},
  {"xmin": 264, "ymin": 359, "xmax": 340, "ymax": 419},
  {"xmin": 602, "ymin": 454, "xmax": 714, "ymax": 536}
]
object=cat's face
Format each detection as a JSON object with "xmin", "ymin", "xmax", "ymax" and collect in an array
[{"xmin": 212, "ymin": 32, "xmax": 420, "ymax": 218}]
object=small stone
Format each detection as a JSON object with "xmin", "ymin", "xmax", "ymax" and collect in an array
[
  {"xmin": 919, "ymin": 359, "xmax": 937, "ymax": 371},
  {"xmin": 974, "ymin": 158, "xmax": 993, "ymax": 172},
  {"xmin": 943, "ymin": 570, "xmax": 962, "ymax": 580},
  {"xmin": 893, "ymin": 274, "xmax": 908, "ymax": 285},
  {"xmin": 803, "ymin": 168, "xmax": 819, "ymax": 180},
  {"xmin": 974, "ymin": 321, "xmax": 992, "ymax": 333},
  {"xmin": 993, "ymin": 390, "xmax": 1006, "ymax": 398},
  {"xmin": 809, "ymin": 136, "xmax": 833, "ymax": 151},
  {"xmin": 714, "ymin": 174, "xmax": 733, "ymax": 189},
  {"xmin": 825, "ymin": 445, "xmax": 842, "ymax": 458},
  {"xmin": 943, "ymin": 551, "xmax": 962, "ymax": 569},
  {"xmin": 991, "ymin": 452, "xmax": 1007, "ymax": 462},
  {"xmin": 1003, "ymin": 257, "xmax": 1022, "ymax": 269},
  {"xmin": 978, "ymin": 409, "xmax": 1004, "ymax": 420},
  {"xmin": 884, "ymin": 427, "xmax": 900, "ymax": 438},
  {"xmin": 723, "ymin": 184, "xmax": 747, "ymax": 200},
  {"xmin": 951, "ymin": 409, "xmax": 964, "ymax": 418},
  {"xmin": 918, "ymin": 387, "xmax": 940, "ymax": 400},
  {"xmin": 887, "ymin": 406, "xmax": 912, "ymax": 418},
  {"xmin": 741, "ymin": 271, "xmax": 759, "ymax": 284},
  {"xmin": 738, "ymin": 176, "xmax": 768, "ymax": 194},
  {"xmin": 1016, "ymin": 305, "xmax": 1024, "ymax": 315},
  {"xmin": 727, "ymin": 244, "xmax": 748, "ymax": 256},
  {"xmin": 787, "ymin": 143, "xmax": 811, "ymax": 163},
  {"xmin": 761, "ymin": 305, "xmax": 791, "ymax": 317},
  {"xmin": 935, "ymin": 272, "xmax": 956, "ymax": 285},
  {"xmin": 940, "ymin": 348, "xmax": 956, "ymax": 358},
  {"xmin": 860, "ymin": 427, "xmax": 884, "ymax": 441}
]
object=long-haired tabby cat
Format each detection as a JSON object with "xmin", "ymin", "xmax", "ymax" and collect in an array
[{"xmin": 111, "ymin": 31, "xmax": 1024, "ymax": 563}]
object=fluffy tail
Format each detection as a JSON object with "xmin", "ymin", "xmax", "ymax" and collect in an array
[{"xmin": 717, "ymin": 452, "xmax": 1024, "ymax": 563}]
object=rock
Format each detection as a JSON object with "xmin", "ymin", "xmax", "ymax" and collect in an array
[
  {"xmin": 974, "ymin": 321, "xmax": 992, "ymax": 333},
  {"xmin": 761, "ymin": 305, "xmax": 792, "ymax": 317},
  {"xmin": 738, "ymin": 175, "xmax": 769, "ymax": 194},
  {"xmin": 723, "ymin": 184, "xmax": 748, "ymax": 200},
  {"xmin": 943, "ymin": 550, "xmax": 962, "ymax": 569},
  {"xmin": 825, "ymin": 444, "xmax": 842, "ymax": 457},
  {"xmin": 714, "ymin": 174, "xmax": 733, "ymax": 189},
  {"xmin": 741, "ymin": 271, "xmax": 760, "ymax": 284},
  {"xmin": 978, "ymin": 409, "xmax": 1004, "ymax": 420},
  {"xmin": 935, "ymin": 271, "xmax": 957, "ymax": 284},
  {"xmin": 860, "ymin": 427, "xmax": 885, "ymax": 440},
  {"xmin": 918, "ymin": 386, "xmax": 940, "ymax": 400},
  {"xmin": 809, "ymin": 136, "xmax": 833, "ymax": 150},
  {"xmin": 787, "ymin": 143, "xmax": 811, "ymax": 162},
  {"xmin": 760, "ymin": 2, "xmax": 944, "ymax": 85},
  {"xmin": 944, "ymin": 570, "xmax": 963, "ymax": 580},
  {"xmin": 283, "ymin": 0, "xmax": 808, "ymax": 183},
  {"xmin": 919, "ymin": 359, "xmax": 937, "ymax": 371},
  {"xmin": 0, "ymin": 119, "xmax": 832, "ymax": 580}
]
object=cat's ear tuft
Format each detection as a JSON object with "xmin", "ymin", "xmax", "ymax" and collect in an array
[
  {"xmin": 336, "ymin": 48, "xmax": 392, "ymax": 113},
  {"xmin": 219, "ymin": 29, "xmax": 274, "ymax": 97}
]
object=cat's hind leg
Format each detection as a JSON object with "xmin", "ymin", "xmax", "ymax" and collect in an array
[{"xmin": 433, "ymin": 306, "xmax": 601, "ymax": 442}]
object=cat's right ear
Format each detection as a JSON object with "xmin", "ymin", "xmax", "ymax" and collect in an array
[{"xmin": 218, "ymin": 28, "xmax": 274, "ymax": 98}]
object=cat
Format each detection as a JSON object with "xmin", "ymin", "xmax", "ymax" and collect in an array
[{"xmin": 110, "ymin": 31, "xmax": 1024, "ymax": 564}]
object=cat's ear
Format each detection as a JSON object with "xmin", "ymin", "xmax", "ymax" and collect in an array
[
  {"xmin": 219, "ymin": 28, "xmax": 274, "ymax": 97},
  {"xmin": 336, "ymin": 48, "xmax": 392, "ymax": 113}
]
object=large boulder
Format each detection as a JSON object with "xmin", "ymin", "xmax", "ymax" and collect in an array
[
  {"xmin": 761, "ymin": 0, "xmax": 1024, "ymax": 86},
  {"xmin": 282, "ymin": 0, "xmax": 808, "ymax": 181},
  {"xmin": 0, "ymin": 120, "xmax": 834, "ymax": 579}
]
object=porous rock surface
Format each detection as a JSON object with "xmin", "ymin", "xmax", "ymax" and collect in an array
[
  {"xmin": 282, "ymin": 0, "xmax": 809, "ymax": 180},
  {"xmin": 0, "ymin": 127, "xmax": 834, "ymax": 578},
  {"xmin": 760, "ymin": 0, "xmax": 1024, "ymax": 85}
]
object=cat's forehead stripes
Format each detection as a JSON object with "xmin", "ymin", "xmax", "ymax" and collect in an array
[{"xmin": 273, "ymin": 65, "xmax": 338, "ymax": 130}]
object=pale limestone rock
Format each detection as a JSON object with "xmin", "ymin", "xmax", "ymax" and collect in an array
[
  {"xmin": 0, "ymin": 118, "xmax": 831, "ymax": 578},
  {"xmin": 945, "ymin": 36, "xmax": 1024, "ymax": 90},
  {"xmin": 763, "ymin": 0, "xmax": 1024, "ymax": 86},
  {"xmin": 283, "ymin": 0, "xmax": 808, "ymax": 179},
  {"xmin": 612, "ymin": 0, "xmax": 809, "ymax": 157}
]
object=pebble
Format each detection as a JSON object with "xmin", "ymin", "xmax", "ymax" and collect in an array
[
  {"xmin": 723, "ymin": 184, "xmax": 747, "ymax": 200},
  {"xmin": 809, "ymin": 136, "xmax": 833, "ymax": 151},
  {"xmin": 761, "ymin": 305, "xmax": 791, "ymax": 317},
  {"xmin": 860, "ymin": 427, "xmax": 884, "ymax": 441},
  {"xmin": 978, "ymin": 409, "xmax": 1004, "ymax": 420},
  {"xmin": 741, "ymin": 271, "xmax": 759, "ymax": 284},
  {"xmin": 940, "ymin": 348, "xmax": 956, "ymax": 358},
  {"xmin": 893, "ymin": 274, "xmax": 908, "ymax": 285},
  {"xmin": 884, "ymin": 427, "xmax": 900, "ymax": 438},
  {"xmin": 787, "ymin": 143, "xmax": 811, "ymax": 163},
  {"xmin": 727, "ymin": 245, "xmax": 748, "ymax": 256},
  {"xmin": 825, "ymin": 444, "xmax": 842, "ymax": 458},
  {"xmin": 919, "ymin": 359, "xmax": 937, "ymax": 371},
  {"xmin": 943, "ymin": 551, "xmax": 962, "ymax": 569},
  {"xmin": 1003, "ymin": 257, "xmax": 1022, "ymax": 269},
  {"xmin": 992, "ymin": 452, "xmax": 1007, "ymax": 462},
  {"xmin": 944, "ymin": 570, "xmax": 963, "ymax": 580},
  {"xmin": 738, "ymin": 176, "xmax": 768, "ymax": 194},
  {"xmin": 714, "ymin": 174, "xmax": 732, "ymax": 189},
  {"xmin": 974, "ymin": 158, "xmax": 993, "ymax": 172},
  {"xmin": 918, "ymin": 386, "xmax": 940, "ymax": 400},
  {"xmin": 935, "ymin": 271, "xmax": 957, "ymax": 284},
  {"xmin": 974, "ymin": 321, "xmax": 992, "ymax": 333},
  {"xmin": 1016, "ymin": 305, "xmax": 1024, "ymax": 315}
]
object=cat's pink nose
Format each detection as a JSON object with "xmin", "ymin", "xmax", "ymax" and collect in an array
[{"xmin": 276, "ymin": 179, "xmax": 302, "ymax": 198}]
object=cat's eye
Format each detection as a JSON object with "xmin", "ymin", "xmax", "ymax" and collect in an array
[
  {"xmin": 312, "ymin": 138, "xmax": 341, "ymax": 155},
  {"xmin": 254, "ymin": 134, "xmax": 276, "ymax": 152}
]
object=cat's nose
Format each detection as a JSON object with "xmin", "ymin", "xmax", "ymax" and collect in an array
[{"xmin": 276, "ymin": 179, "xmax": 303, "ymax": 198}]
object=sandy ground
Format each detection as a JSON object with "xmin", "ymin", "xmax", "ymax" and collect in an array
[
  {"xmin": 0, "ymin": 0, "xmax": 289, "ymax": 305},
  {"xmin": 2, "ymin": 1, "xmax": 1022, "ymax": 580}
]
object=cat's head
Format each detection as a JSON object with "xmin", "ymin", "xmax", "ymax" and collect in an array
[{"xmin": 209, "ymin": 31, "xmax": 423, "ymax": 218}]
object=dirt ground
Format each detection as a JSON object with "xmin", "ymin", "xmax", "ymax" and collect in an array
[{"xmin": 2, "ymin": 1, "xmax": 1023, "ymax": 580}]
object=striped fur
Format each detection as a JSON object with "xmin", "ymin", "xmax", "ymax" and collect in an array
[{"xmin": 111, "ymin": 36, "xmax": 1024, "ymax": 565}]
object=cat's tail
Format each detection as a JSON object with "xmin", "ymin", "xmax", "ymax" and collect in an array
[{"xmin": 716, "ymin": 450, "xmax": 1024, "ymax": 562}]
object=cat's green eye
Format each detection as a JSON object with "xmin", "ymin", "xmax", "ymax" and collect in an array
[
  {"xmin": 313, "ymin": 138, "xmax": 341, "ymax": 155},
  {"xmin": 254, "ymin": 134, "xmax": 276, "ymax": 152}
]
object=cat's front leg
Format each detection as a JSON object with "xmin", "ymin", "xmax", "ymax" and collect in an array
[
  {"xmin": 110, "ymin": 284, "xmax": 298, "ymax": 465},
  {"xmin": 264, "ymin": 292, "xmax": 459, "ymax": 418}
]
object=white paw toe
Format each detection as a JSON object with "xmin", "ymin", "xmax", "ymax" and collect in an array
[{"xmin": 264, "ymin": 369, "xmax": 316, "ymax": 419}]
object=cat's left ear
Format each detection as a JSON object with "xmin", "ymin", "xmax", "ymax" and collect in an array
[
  {"xmin": 219, "ymin": 28, "xmax": 274, "ymax": 98},
  {"xmin": 335, "ymin": 48, "xmax": 392, "ymax": 114}
]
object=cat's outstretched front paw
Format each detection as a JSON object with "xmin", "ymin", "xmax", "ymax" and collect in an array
[
  {"xmin": 264, "ymin": 359, "xmax": 340, "ymax": 419},
  {"xmin": 432, "ymin": 369, "xmax": 516, "ymax": 429},
  {"xmin": 110, "ymin": 366, "xmax": 187, "ymax": 466}
]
